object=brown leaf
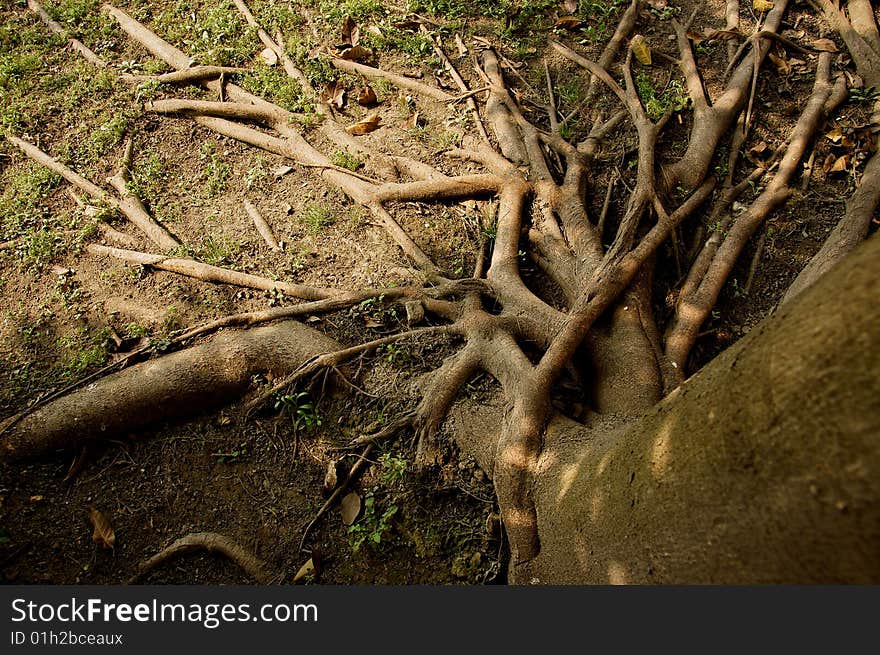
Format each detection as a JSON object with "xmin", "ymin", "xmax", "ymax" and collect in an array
[
  {"xmin": 825, "ymin": 126, "xmax": 844, "ymax": 143},
  {"xmin": 320, "ymin": 81, "xmax": 346, "ymax": 110},
  {"xmin": 89, "ymin": 507, "xmax": 115, "ymax": 549},
  {"xmin": 829, "ymin": 154, "xmax": 849, "ymax": 173},
  {"xmin": 357, "ymin": 85, "xmax": 378, "ymax": 106},
  {"xmin": 323, "ymin": 461, "xmax": 338, "ymax": 493},
  {"xmin": 554, "ymin": 16, "xmax": 583, "ymax": 31},
  {"xmin": 340, "ymin": 492, "xmax": 361, "ymax": 525},
  {"xmin": 561, "ymin": 0, "xmax": 579, "ymax": 14},
  {"xmin": 341, "ymin": 15, "xmax": 359, "ymax": 47},
  {"xmin": 292, "ymin": 557, "xmax": 315, "ymax": 584},
  {"xmin": 345, "ymin": 112, "xmax": 381, "ymax": 135},
  {"xmin": 812, "ymin": 38, "xmax": 838, "ymax": 53},
  {"xmin": 339, "ymin": 45, "xmax": 372, "ymax": 62},
  {"xmin": 631, "ymin": 34, "xmax": 652, "ymax": 66},
  {"xmin": 768, "ymin": 52, "xmax": 791, "ymax": 76}
]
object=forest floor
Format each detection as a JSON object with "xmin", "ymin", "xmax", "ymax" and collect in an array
[{"xmin": 0, "ymin": 0, "xmax": 870, "ymax": 584}]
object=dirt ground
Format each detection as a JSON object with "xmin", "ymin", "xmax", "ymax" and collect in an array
[{"xmin": 0, "ymin": 0, "xmax": 873, "ymax": 584}]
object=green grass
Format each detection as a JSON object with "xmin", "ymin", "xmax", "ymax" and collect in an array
[{"xmin": 297, "ymin": 203, "xmax": 336, "ymax": 234}]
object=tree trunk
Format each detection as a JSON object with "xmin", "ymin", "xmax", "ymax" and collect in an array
[{"xmin": 455, "ymin": 234, "xmax": 880, "ymax": 584}]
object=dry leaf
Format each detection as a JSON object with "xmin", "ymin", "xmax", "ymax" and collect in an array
[
  {"xmin": 554, "ymin": 16, "xmax": 583, "ymax": 31},
  {"xmin": 259, "ymin": 47, "xmax": 278, "ymax": 66},
  {"xmin": 562, "ymin": 0, "xmax": 579, "ymax": 14},
  {"xmin": 631, "ymin": 34, "xmax": 652, "ymax": 66},
  {"xmin": 323, "ymin": 461, "xmax": 338, "ymax": 492},
  {"xmin": 825, "ymin": 127, "xmax": 844, "ymax": 143},
  {"xmin": 700, "ymin": 28, "xmax": 743, "ymax": 42},
  {"xmin": 829, "ymin": 154, "xmax": 849, "ymax": 173},
  {"xmin": 274, "ymin": 165, "xmax": 294, "ymax": 177},
  {"xmin": 321, "ymin": 81, "xmax": 346, "ymax": 110},
  {"xmin": 292, "ymin": 558, "xmax": 315, "ymax": 584},
  {"xmin": 29, "ymin": 495, "xmax": 44, "ymax": 503},
  {"xmin": 341, "ymin": 15, "xmax": 359, "ymax": 46},
  {"xmin": 346, "ymin": 112, "xmax": 381, "ymax": 135},
  {"xmin": 753, "ymin": 0, "xmax": 774, "ymax": 12},
  {"xmin": 339, "ymin": 45, "xmax": 372, "ymax": 62},
  {"xmin": 89, "ymin": 507, "xmax": 115, "ymax": 549},
  {"xmin": 392, "ymin": 18, "xmax": 421, "ymax": 31},
  {"xmin": 812, "ymin": 38, "xmax": 838, "ymax": 53},
  {"xmin": 768, "ymin": 52, "xmax": 791, "ymax": 75},
  {"xmin": 749, "ymin": 141, "xmax": 770, "ymax": 158},
  {"xmin": 357, "ymin": 85, "xmax": 378, "ymax": 106},
  {"xmin": 366, "ymin": 25, "xmax": 383, "ymax": 37},
  {"xmin": 340, "ymin": 492, "xmax": 361, "ymax": 525}
]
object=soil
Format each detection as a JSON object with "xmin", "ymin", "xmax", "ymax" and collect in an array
[{"xmin": 0, "ymin": 0, "xmax": 873, "ymax": 584}]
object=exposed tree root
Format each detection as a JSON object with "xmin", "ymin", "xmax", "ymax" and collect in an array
[
  {"xmin": 130, "ymin": 532, "xmax": 275, "ymax": 584},
  {"xmin": 9, "ymin": 0, "xmax": 879, "ymax": 582}
]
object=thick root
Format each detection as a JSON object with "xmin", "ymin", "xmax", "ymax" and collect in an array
[{"xmin": 1, "ymin": 322, "xmax": 339, "ymax": 459}]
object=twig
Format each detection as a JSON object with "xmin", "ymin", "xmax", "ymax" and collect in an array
[
  {"xmin": 243, "ymin": 199, "xmax": 280, "ymax": 251},
  {"xmin": 298, "ymin": 444, "xmax": 375, "ymax": 553},
  {"xmin": 129, "ymin": 532, "xmax": 275, "ymax": 584}
]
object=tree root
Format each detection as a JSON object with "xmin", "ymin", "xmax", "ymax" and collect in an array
[
  {"xmin": 87, "ymin": 244, "xmax": 336, "ymax": 301},
  {"xmin": 130, "ymin": 532, "xmax": 275, "ymax": 584},
  {"xmin": 1, "ymin": 322, "xmax": 340, "ymax": 458}
]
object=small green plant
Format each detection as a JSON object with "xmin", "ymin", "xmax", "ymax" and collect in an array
[
  {"xmin": 199, "ymin": 142, "xmax": 231, "ymax": 197},
  {"xmin": 211, "ymin": 441, "xmax": 249, "ymax": 463},
  {"xmin": 636, "ymin": 71, "xmax": 688, "ymax": 121},
  {"xmin": 199, "ymin": 234, "xmax": 240, "ymax": 266},
  {"xmin": 330, "ymin": 149, "xmax": 361, "ymax": 171},
  {"xmin": 850, "ymin": 86, "xmax": 879, "ymax": 104},
  {"xmin": 297, "ymin": 203, "xmax": 335, "ymax": 234},
  {"xmin": 379, "ymin": 453, "xmax": 408, "ymax": 486},
  {"xmin": 348, "ymin": 494, "xmax": 398, "ymax": 553},
  {"xmin": 275, "ymin": 391, "xmax": 322, "ymax": 431}
]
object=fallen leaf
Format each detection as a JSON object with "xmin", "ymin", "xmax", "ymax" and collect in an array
[
  {"xmin": 341, "ymin": 15, "xmax": 359, "ymax": 46},
  {"xmin": 454, "ymin": 34, "xmax": 468, "ymax": 57},
  {"xmin": 29, "ymin": 495, "xmax": 44, "ymax": 503},
  {"xmin": 554, "ymin": 16, "xmax": 583, "ymax": 31},
  {"xmin": 292, "ymin": 558, "xmax": 315, "ymax": 584},
  {"xmin": 753, "ymin": 0, "xmax": 774, "ymax": 12},
  {"xmin": 812, "ymin": 38, "xmax": 838, "ymax": 53},
  {"xmin": 825, "ymin": 127, "xmax": 844, "ymax": 143},
  {"xmin": 357, "ymin": 85, "xmax": 378, "ymax": 106},
  {"xmin": 259, "ymin": 47, "xmax": 278, "ymax": 66},
  {"xmin": 345, "ymin": 112, "xmax": 381, "ymax": 135},
  {"xmin": 366, "ymin": 24, "xmax": 383, "ymax": 37},
  {"xmin": 273, "ymin": 165, "xmax": 294, "ymax": 177},
  {"xmin": 749, "ymin": 141, "xmax": 770, "ymax": 158},
  {"xmin": 321, "ymin": 81, "xmax": 346, "ymax": 110},
  {"xmin": 768, "ymin": 52, "xmax": 791, "ymax": 75},
  {"xmin": 339, "ymin": 45, "xmax": 372, "ymax": 62},
  {"xmin": 323, "ymin": 461, "xmax": 338, "ymax": 492},
  {"xmin": 631, "ymin": 34, "xmax": 652, "ymax": 66},
  {"xmin": 562, "ymin": 0, "xmax": 579, "ymax": 14},
  {"xmin": 341, "ymin": 492, "xmax": 361, "ymax": 525},
  {"xmin": 89, "ymin": 507, "xmax": 115, "ymax": 549},
  {"xmin": 829, "ymin": 154, "xmax": 849, "ymax": 173}
]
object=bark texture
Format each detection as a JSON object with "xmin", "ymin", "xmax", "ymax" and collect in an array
[{"xmin": 456, "ymin": 234, "xmax": 880, "ymax": 584}]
